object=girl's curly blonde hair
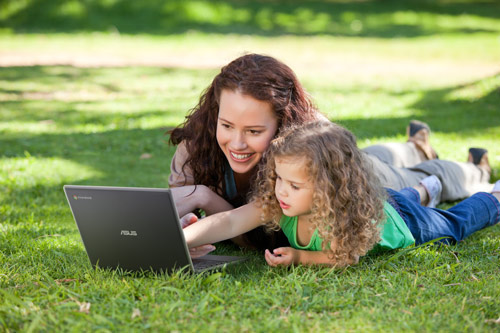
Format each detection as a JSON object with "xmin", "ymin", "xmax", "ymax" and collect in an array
[{"xmin": 252, "ymin": 121, "xmax": 386, "ymax": 266}]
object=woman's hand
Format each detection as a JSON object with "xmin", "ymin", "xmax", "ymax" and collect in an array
[
  {"xmin": 179, "ymin": 212, "xmax": 198, "ymax": 228},
  {"xmin": 264, "ymin": 247, "xmax": 299, "ymax": 267},
  {"xmin": 171, "ymin": 185, "xmax": 234, "ymax": 218},
  {"xmin": 180, "ymin": 213, "xmax": 216, "ymax": 258}
]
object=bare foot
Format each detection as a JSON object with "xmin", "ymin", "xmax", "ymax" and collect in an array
[
  {"xmin": 407, "ymin": 120, "xmax": 439, "ymax": 160},
  {"xmin": 468, "ymin": 148, "xmax": 491, "ymax": 175}
]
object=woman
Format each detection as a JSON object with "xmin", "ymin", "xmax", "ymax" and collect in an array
[
  {"xmin": 169, "ymin": 54, "xmax": 322, "ymax": 249},
  {"xmin": 168, "ymin": 53, "xmax": 493, "ymax": 250}
]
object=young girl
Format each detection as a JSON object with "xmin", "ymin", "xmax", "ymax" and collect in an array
[{"xmin": 183, "ymin": 121, "xmax": 500, "ymax": 267}]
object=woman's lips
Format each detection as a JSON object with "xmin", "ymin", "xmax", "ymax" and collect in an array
[{"xmin": 229, "ymin": 150, "xmax": 254, "ymax": 163}]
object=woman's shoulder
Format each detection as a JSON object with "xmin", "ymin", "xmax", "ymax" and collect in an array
[
  {"xmin": 314, "ymin": 111, "xmax": 330, "ymax": 122},
  {"xmin": 169, "ymin": 141, "xmax": 195, "ymax": 187}
]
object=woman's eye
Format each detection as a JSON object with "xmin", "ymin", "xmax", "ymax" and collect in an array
[
  {"xmin": 249, "ymin": 130, "xmax": 261, "ymax": 135},
  {"xmin": 221, "ymin": 123, "xmax": 231, "ymax": 129},
  {"xmin": 291, "ymin": 184, "xmax": 300, "ymax": 190}
]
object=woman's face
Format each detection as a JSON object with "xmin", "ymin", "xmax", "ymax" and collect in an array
[{"xmin": 216, "ymin": 89, "xmax": 278, "ymax": 176}]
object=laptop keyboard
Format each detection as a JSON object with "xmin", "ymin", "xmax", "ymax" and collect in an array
[{"xmin": 192, "ymin": 258, "xmax": 228, "ymax": 270}]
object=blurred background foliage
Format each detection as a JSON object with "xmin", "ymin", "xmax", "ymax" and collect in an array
[{"xmin": 1, "ymin": 0, "xmax": 500, "ymax": 37}]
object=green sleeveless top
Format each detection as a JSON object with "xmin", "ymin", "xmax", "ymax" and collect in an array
[{"xmin": 280, "ymin": 201, "xmax": 415, "ymax": 253}]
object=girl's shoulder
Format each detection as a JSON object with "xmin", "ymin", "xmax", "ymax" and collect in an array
[{"xmin": 375, "ymin": 202, "xmax": 415, "ymax": 251}]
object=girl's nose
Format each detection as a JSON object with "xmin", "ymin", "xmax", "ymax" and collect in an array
[{"xmin": 277, "ymin": 184, "xmax": 287, "ymax": 197}]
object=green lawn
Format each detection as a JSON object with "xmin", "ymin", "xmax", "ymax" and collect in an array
[{"xmin": 1, "ymin": 0, "xmax": 500, "ymax": 331}]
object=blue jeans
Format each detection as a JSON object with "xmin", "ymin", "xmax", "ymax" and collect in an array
[{"xmin": 386, "ymin": 188, "xmax": 500, "ymax": 245}]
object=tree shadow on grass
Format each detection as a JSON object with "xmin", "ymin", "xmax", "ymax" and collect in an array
[
  {"xmin": 0, "ymin": 127, "xmax": 178, "ymax": 232},
  {"xmin": 1, "ymin": 127, "xmax": 176, "ymax": 181},
  {"xmin": 1, "ymin": 99, "xmax": 172, "ymax": 129},
  {"xmin": 1, "ymin": 0, "xmax": 499, "ymax": 38},
  {"xmin": 338, "ymin": 73, "xmax": 500, "ymax": 140},
  {"xmin": 0, "ymin": 66, "xmax": 208, "ymax": 94}
]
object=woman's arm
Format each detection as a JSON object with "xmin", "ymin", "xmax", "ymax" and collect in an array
[
  {"xmin": 264, "ymin": 247, "xmax": 359, "ymax": 267},
  {"xmin": 168, "ymin": 141, "xmax": 195, "ymax": 187},
  {"xmin": 169, "ymin": 142, "xmax": 234, "ymax": 216},
  {"xmin": 170, "ymin": 185, "xmax": 234, "ymax": 217},
  {"xmin": 183, "ymin": 202, "xmax": 264, "ymax": 248}
]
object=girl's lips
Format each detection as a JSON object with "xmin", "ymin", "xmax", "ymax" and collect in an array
[{"xmin": 279, "ymin": 200, "xmax": 290, "ymax": 209}]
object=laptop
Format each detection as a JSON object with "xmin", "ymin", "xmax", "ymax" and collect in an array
[{"xmin": 63, "ymin": 185, "xmax": 247, "ymax": 273}]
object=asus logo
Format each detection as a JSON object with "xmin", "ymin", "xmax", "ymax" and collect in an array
[{"xmin": 120, "ymin": 230, "xmax": 138, "ymax": 236}]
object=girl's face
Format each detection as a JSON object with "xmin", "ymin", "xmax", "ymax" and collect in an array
[
  {"xmin": 216, "ymin": 89, "xmax": 278, "ymax": 176},
  {"xmin": 274, "ymin": 156, "xmax": 314, "ymax": 218}
]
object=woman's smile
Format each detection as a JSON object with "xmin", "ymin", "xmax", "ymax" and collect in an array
[
  {"xmin": 216, "ymin": 89, "xmax": 278, "ymax": 175},
  {"xmin": 229, "ymin": 150, "xmax": 255, "ymax": 162}
]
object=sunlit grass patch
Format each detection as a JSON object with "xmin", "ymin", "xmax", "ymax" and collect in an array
[
  {"xmin": 445, "ymin": 74, "xmax": 500, "ymax": 102},
  {"xmin": 0, "ymin": 156, "xmax": 103, "ymax": 189}
]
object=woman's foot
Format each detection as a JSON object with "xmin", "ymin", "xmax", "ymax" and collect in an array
[
  {"xmin": 468, "ymin": 147, "xmax": 491, "ymax": 175},
  {"xmin": 418, "ymin": 175, "xmax": 442, "ymax": 208},
  {"xmin": 407, "ymin": 120, "xmax": 439, "ymax": 160}
]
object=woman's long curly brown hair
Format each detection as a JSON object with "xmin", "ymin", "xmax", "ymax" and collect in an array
[
  {"xmin": 252, "ymin": 121, "xmax": 386, "ymax": 266},
  {"xmin": 169, "ymin": 53, "xmax": 318, "ymax": 195}
]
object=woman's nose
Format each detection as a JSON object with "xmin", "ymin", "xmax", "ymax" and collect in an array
[{"xmin": 230, "ymin": 131, "xmax": 247, "ymax": 150}]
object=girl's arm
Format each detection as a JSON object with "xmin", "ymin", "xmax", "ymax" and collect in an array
[
  {"xmin": 265, "ymin": 248, "xmax": 359, "ymax": 268},
  {"xmin": 183, "ymin": 202, "xmax": 264, "ymax": 248},
  {"xmin": 170, "ymin": 185, "xmax": 234, "ymax": 218}
]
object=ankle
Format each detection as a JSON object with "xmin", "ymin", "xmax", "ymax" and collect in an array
[
  {"xmin": 414, "ymin": 184, "xmax": 429, "ymax": 206},
  {"xmin": 419, "ymin": 175, "xmax": 442, "ymax": 208}
]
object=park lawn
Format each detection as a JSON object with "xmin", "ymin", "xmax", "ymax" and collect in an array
[
  {"xmin": 1, "ymin": 63, "xmax": 499, "ymax": 331},
  {"xmin": 1, "ymin": 0, "xmax": 500, "ymax": 331}
]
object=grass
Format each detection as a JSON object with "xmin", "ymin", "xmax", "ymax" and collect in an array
[{"xmin": 1, "ymin": 0, "xmax": 500, "ymax": 331}]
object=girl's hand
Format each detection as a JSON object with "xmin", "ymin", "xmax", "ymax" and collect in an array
[
  {"xmin": 264, "ymin": 248, "xmax": 298, "ymax": 267},
  {"xmin": 189, "ymin": 244, "xmax": 216, "ymax": 258},
  {"xmin": 180, "ymin": 213, "xmax": 216, "ymax": 258}
]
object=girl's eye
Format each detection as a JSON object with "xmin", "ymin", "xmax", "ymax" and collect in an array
[
  {"xmin": 248, "ymin": 130, "xmax": 262, "ymax": 135},
  {"xmin": 291, "ymin": 184, "xmax": 300, "ymax": 190},
  {"xmin": 221, "ymin": 123, "xmax": 231, "ymax": 129}
]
